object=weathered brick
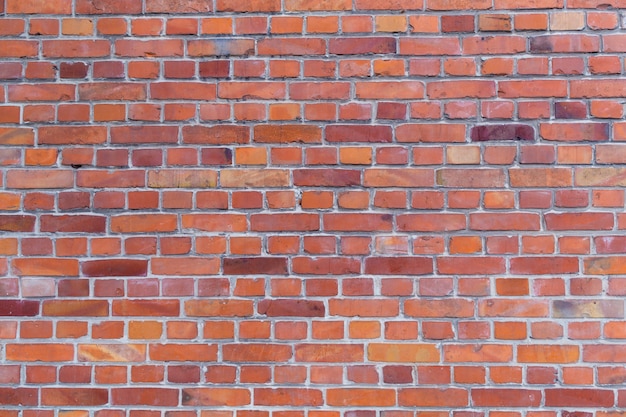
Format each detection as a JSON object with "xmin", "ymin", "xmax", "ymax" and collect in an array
[
  {"xmin": 554, "ymin": 299, "xmax": 624, "ymax": 318},
  {"xmin": 7, "ymin": 169, "xmax": 74, "ymax": 189},
  {"xmin": 479, "ymin": 299, "xmax": 549, "ymax": 317},
  {"xmin": 0, "ymin": 128, "xmax": 35, "ymax": 145},
  {"xmin": 221, "ymin": 169, "xmax": 290, "ymax": 187},
  {"xmin": 148, "ymin": 169, "xmax": 217, "ymax": 188},
  {"xmin": 530, "ymin": 34, "xmax": 599, "ymax": 53},
  {"xmin": 436, "ymin": 168, "xmax": 506, "ymax": 187}
]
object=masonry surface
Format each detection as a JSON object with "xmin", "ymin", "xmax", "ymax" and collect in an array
[{"xmin": 2, "ymin": 0, "xmax": 626, "ymax": 415}]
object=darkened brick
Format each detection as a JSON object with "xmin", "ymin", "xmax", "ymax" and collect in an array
[
  {"xmin": 82, "ymin": 259, "xmax": 148, "ymax": 277},
  {"xmin": 0, "ymin": 300, "xmax": 39, "ymax": 316},
  {"xmin": 223, "ymin": 257, "xmax": 288, "ymax": 275},
  {"xmin": 258, "ymin": 299, "xmax": 325, "ymax": 317},
  {"xmin": 555, "ymin": 101, "xmax": 587, "ymax": 119},
  {"xmin": 470, "ymin": 124, "xmax": 535, "ymax": 141},
  {"xmin": 60, "ymin": 62, "xmax": 89, "ymax": 79}
]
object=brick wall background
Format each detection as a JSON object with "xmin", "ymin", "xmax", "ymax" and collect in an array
[{"xmin": 2, "ymin": 0, "xmax": 626, "ymax": 414}]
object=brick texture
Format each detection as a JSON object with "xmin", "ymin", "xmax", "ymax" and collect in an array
[{"xmin": 1, "ymin": 1, "xmax": 625, "ymax": 415}]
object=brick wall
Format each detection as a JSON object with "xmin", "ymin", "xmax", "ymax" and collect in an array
[{"xmin": 2, "ymin": 0, "xmax": 626, "ymax": 414}]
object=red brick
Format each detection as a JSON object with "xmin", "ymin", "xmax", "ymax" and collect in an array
[
  {"xmin": 293, "ymin": 169, "xmax": 358, "ymax": 187},
  {"xmin": 224, "ymin": 344, "xmax": 292, "ymax": 362},
  {"xmin": 546, "ymin": 212, "xmax": 613, "ymax": 231},
  {"xmin": 470, "ymin": 213, "xmax": 540, "ymax": 231},
  {"xmin": 0, "ymin": 300, "xmax": 39, "ymax": 316},
  {"xmin": 511, "ymin": 257, "xmax": 579, "ymax": 275},
  {"xmin": 444, "ymin": 344, "xmax": 513, "ymax": 362},
  {"xmin": 182, "ymin": 388, "xmax": 250, "ymax": 406},
  {"xmin": 41, "ymin": 215, "xmax": 106, "ymax": 233},
  {"xmin": 293, "ymin": 257, "xmax": 360, "ymax": 275},
  {"xmin": 405, "ymin": 299, "xmax": 474, "ymax": 318},
  {"xmin": 39, "ymin": 126, "xmax": 107, "ymax": 145},
  {"xmin": 82, "ymin": 259, "xmax": 148, "ymax": 277},
  {"xmin": 256, "ymin": 388, "xmax": 323, "ymax": 406},
  {"xmin": 152, "ymin": 258, "xmax": 220, "ymax": 276},
  {"xmin": 0, "ymin": 388, "xmax": 38, "ymax": 406},
  {"xmin": 437, "ymin": 168, "xmax": 506, "ymax": 188},
  {"xmin": 438, "ymin": 257, "xmax": 505, "ymax": 275},
  {"xmin": 111, "ymin": 388, "xmax": 178, "ymax": 406},
  {"xmin": 251, "ymin": 214, "xmax": 319, "ymax": 231},
  {"xmin": 6, "ymin": 344, "xmax": 74, "ymax": 362},
  {"xmin": 111, "ymin": 126, "xmax": 178, "ymax": 144},
  {"xmin": 41, "ymin": 388, "xmax": 108, "ymax": 406},
  {"xmin": 146, "ymin": 0, "xmax": 211, "ymax": 12},
  {"xmin": 223, "ymin": 258, "xmax": 288, "ymax": 275},
  {"xmin": 545, "ymin": 389, "xmax": 613, "ymax": 407},
  {"xmin": 13, "ymin": 258, "xmax": 79, "ymax": 277},
  {"xmin": 43, "ymin": 300, "xmax": 108, "ymax": 316},
  {"xmin": 326, "ymin": 125, "xmax": 393, "ymax": 143},
  {"xmin": 258, "ymin": 299, "xmax": 324, "ymax": 317},
  {"xmin": 112, "ymin": 300, "xmax": 180, "ymax": 317},
  {"xmin": 398, "ymin": 388, "xmax": 468, "ymax": 407},
  {"xmin": 111, "ymin": 214, "xmax": 177, "ymax": 233},
  {"xmin": 428, "ymin": 80, "xmax": 496, "ymax": 99},
  {"xmin": 0, "ymin": 215, "xmax": 36, "ymax": 232},
  {"xmin": 296, "ymin": 344, "xmax": 364, "ymax": 362},
  {"xmin": 78, "ymin": 170, "xmax": 144, "ymax": 189},
  {"xmin": 186, "ymin": 299, "xmax": 253, "ymax": 317},
  {"xmin": 471, "ymin": 389, "xmax": 541, "ymax": 407},
  {"xmin": 149, "ymin": 344, "xmax": 217, "ymax": 361}
]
